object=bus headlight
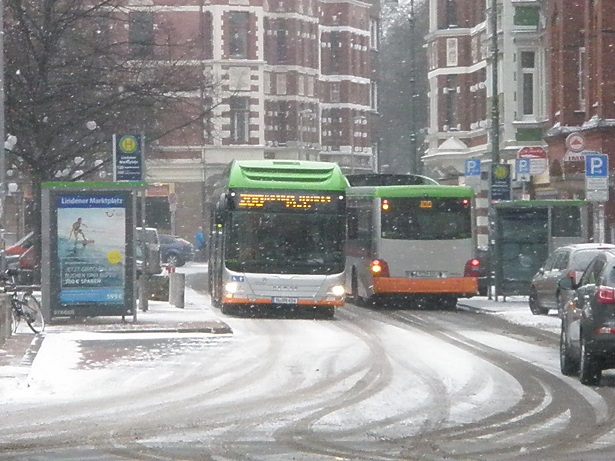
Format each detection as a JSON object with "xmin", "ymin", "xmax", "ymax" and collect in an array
[
  {"xmin": 330, "ymin": 285, "xmax": 345, "ymax": 297},
  {"xmin": 225, "ymin": 282, "xmax": 239, "ymax": 294}
]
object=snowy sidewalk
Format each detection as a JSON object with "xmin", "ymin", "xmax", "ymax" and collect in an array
[{"xmin": 460, "ymin": 295, "xmax": 561, "ymax": 335}]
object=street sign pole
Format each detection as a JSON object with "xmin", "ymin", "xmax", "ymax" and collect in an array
[{"xmin": 585, "ymin": 154, "xmax": 609, "ymax": 244}]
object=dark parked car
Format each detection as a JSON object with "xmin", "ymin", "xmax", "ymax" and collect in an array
[
  {"xmin": 529, "ymin": 243, "xmax": 615, "ymax": 316},
  {"xmin": 559, "ymin": 249, "xmax": 615, "ymax": 385},
  {"xmin": 159, "ymin": 234, "xmax": 194, "ymax": 267}
]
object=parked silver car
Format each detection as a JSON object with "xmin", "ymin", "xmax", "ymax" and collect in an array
[{"xmin": 529, "ymin": 243, "xmax": 615, "ymax": 315}]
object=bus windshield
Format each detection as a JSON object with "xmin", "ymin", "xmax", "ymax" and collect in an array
[
  {"xmin": 225, "ymin": 211, "xmax": 345, "ymax": 274},
  {"xmin": 381, "ymin": 197, "xmax": 472, "ymax": 240}
]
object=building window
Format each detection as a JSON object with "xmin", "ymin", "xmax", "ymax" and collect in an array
[
  {"xmin": 331, "ymin": 31, "xmax": 341, "ymax": 74},
  {"xmin": 445, "ymin": 76, "xmax": 457, "ymax": 128},
  {"xmin": 277, "ymin": 22, "xmax": 288, "ymax": 64},
  {"xmin": 370, "ymin": 18, "xmax": 379, "ymax": 50},
  {"xmin": 330, "ymin": 108, "xmax": 341, "ymax": 150},
  {"xmin": 446, "ymin": 0, "xmax": 458, "ymax": 28},
  {"xmin": 578, "ymin": 47, "xmax": 586, "ymax": 111},
  {"xmin": 298, "ymin": 75, "xmax": 305, "ymax": 96},
  {"xmin": 521, "ymin": 51, "xmax": 535, "ymax": 116},
  {"xmin": 203, "ymin": 12, "xmax": 213, "ymax": 59},
  {"xmin": 230, "ymin": 97, "xmax": 250, "ymax": 144},
  {"xmin": 331, "ymin": 82, "xmax": 340, "ymax": 103},
  {"xmin": 204, "ymin": 97, "xmax": 214, "ymax": 144},
  {"xmin": 514, "ymin": 6, "xmax": 540, "ymax": 26},
  {"xmin": 276, "ymin": 74, "xmax": 287, "ymax": 95},
  {"xmin": 129, "ymin": 12, "xmax": 154, "ymax": 59},
  {"xmin": 370, "ymin": 81, "xmax": 378, "ymax": 111},
  {"xmin": 277, "ymin": 102, "xmax": 288, "ymax": 145},
  {"xmin": 446, "ymin": 38, "xmax": 458, "ymax": 66},
  {"xmin": 229, "ymin": 11, "xmax": 249, "ymax": 58}
]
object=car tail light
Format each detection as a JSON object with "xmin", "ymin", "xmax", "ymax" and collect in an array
[
  {"xmin": 464, "ymin": 258, "xmax": 481, "ymax": 277},
  {"xmin": 595, "ymin": 327, "xmax": 615, "ymax": 335},
  {"xmin": 371, "ymin": 259, "xmax": 390, "ymax": 277},
  {"xmin": 596, "ymin": 286, "xmax": 615, "ymax": 304}
]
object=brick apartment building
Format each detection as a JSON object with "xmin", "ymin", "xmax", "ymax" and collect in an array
[
  {"xmin": 545, "ymin": 0, "xmax": 615, "ymax": 239},
  {"xmin": 111, "ymin": 0, "xmax": 382, "ymax": 238}
]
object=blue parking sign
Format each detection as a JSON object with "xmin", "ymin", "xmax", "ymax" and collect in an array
[
  {"xmin": 516, "ymin": 158, "xmax": 530, "ymax": 175},
  {"xmin": 465, "ymin": 159, "xmax": 481, "ymax": 177},
  {"xmin": 585, "ymin": 154, "xmax": 608, "ymax": 177}
]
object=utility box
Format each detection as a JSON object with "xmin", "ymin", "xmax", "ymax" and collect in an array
[{"xmin": 493, "ymin": 201, "xmax": 589, "ymax": 297}]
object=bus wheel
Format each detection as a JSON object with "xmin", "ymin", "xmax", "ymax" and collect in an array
[
  {"xmin": 221, "ymin": 303, "xmax": 235, "ymax": 316},
  {"xmin": 317, "ymin": 306, "xmax": 335, "ymax": 319},
  {"xmin": 442, "ymin": 296, "xmax": 458, "ymax": 310}
]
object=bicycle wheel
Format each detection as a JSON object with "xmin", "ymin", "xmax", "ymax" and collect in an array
[
  {"xmin": 11, "ymin": 302, "xmax": 21, "ymax": 333},
  {"xmin": 21, "ymin": 293, "xmax": 45, "ymax": 334}
]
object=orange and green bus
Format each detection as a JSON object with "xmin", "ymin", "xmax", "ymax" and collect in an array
[{"xmin": 346, "ymin": 175, "xmax": 479, "ymax": 309}]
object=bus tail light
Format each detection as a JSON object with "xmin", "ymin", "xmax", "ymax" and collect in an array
[
  {"xmin": 371, "ymin": 259, "xmax": 390, "ymax": 277},
  {"xmin": 597, "ymin": 286, "xmax": 615, "ymax": 304},
  {"xmin": 464, "ymin": 258, "xmax": 481, "ymax": 278}
]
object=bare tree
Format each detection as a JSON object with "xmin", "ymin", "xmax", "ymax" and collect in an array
[{"xmin": 4, "ymin": 0, "xmax": 217, "ymax": 280}]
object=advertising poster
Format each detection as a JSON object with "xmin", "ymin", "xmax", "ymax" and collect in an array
[{"xmin": 56, "ymin": 194, "xmax": 126, "ymax": 305}]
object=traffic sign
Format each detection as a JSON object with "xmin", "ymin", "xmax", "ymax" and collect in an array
[
  {"xmin": 585, "ymin": 154, "xmax": 608, "ymax": 177},
  {"xmin": 464, "ymin": 159, "xmax": 481, "ymax": 186},
  {"xmin": 516, "ymin": 158, "xmax": 531, "ymax": 182},
  {"xmin": 517, "ymin": 146, "xmax": 547, "ymax": 159},
  {"xmin": 517, "ymin": 146, "xmax": 547, "ymax": 175},
  {"xmin": 585, "ymin": 153, "xmax": 609, "ymax": 202},
  {"xmin": 490, "ymin": 163, "xmax": 511, "ymax": 201},
  {"xmin": 113, "ymin": 134, "xmax": 144, "ymax": 182},
  {"xmin": 566, "ymin": 132, "xmax": 585, "ymax": 153}
]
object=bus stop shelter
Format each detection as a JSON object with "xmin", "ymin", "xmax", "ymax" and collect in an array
[{"xmin": 493, "ymin": 200, "xmax": 589, "ymax": 297}]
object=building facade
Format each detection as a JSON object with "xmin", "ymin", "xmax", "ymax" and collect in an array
[
  {"xmin": 424, "ymin": 0, "xmax": 547, "ymax": 249},
  {"xmin": 545, "ymin": 0, "xmax": 615, "ymax": 240},
  {"xmin": 112, "ymin": 0, "xmax": 381, "ymax": 239}
]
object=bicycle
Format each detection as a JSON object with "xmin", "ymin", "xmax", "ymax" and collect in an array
[{"xmin": 1, "ymin": 271, "xmax": 44, "ymax": 334}]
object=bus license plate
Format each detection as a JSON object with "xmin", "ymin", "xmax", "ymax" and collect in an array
[
  {"xmin": 273, "ymin": 297, "xmax": 298, "ymax": 304},
  {"xmin": 407, "ymin": 271, "xmax": 447, "ymax": 278}
]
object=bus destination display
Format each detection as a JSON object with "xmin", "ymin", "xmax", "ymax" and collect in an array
[{"xmin": 230, "ymin": 190, "xmax": 344, "ymax": 212}]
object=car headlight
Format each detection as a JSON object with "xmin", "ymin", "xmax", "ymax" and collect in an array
[
  {"xmin": 330, "ymin": 285, "xmax": 345, "ymax": 297},
  {"xmin": 225, "ymin": 282, "xmax": 239, "ymax": 294}
]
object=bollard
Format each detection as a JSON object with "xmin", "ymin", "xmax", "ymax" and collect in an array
[{"xmin": 169, "ymin": 272, "xmax": 185, "ymax": 308}]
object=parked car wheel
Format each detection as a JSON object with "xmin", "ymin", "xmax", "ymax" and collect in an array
[
  {"xmin": 529, "ymin": 288, "xmax": 548, "ymax": 315},
  {"xmin": 559, "ymin": 326, "xmax": 577, "ymax": 376},
  {"xmin": 579, "ymin": 335, "xmax": 601, "ymax": 386},
  {"xmin": 165, "ymin": 253, "xmax": 184, "ymax": 267}
]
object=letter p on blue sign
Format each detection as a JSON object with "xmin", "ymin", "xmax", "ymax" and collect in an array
[{"xmin": 585, "ymin": 154, "xmax": 608, "ymax": 177}]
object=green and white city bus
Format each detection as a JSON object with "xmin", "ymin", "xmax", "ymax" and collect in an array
[
  {"xmin": 346, "ymin": 175, "xmax": 479, "ymax": 309},
  {"xmin": 208, "ymin": 160, "xmax": 348, "ymax": 318}
]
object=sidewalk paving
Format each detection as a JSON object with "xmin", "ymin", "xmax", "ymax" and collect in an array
[{"xmin": 0, "ymin": 286, "xmax": 231, "ymax": 372}]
